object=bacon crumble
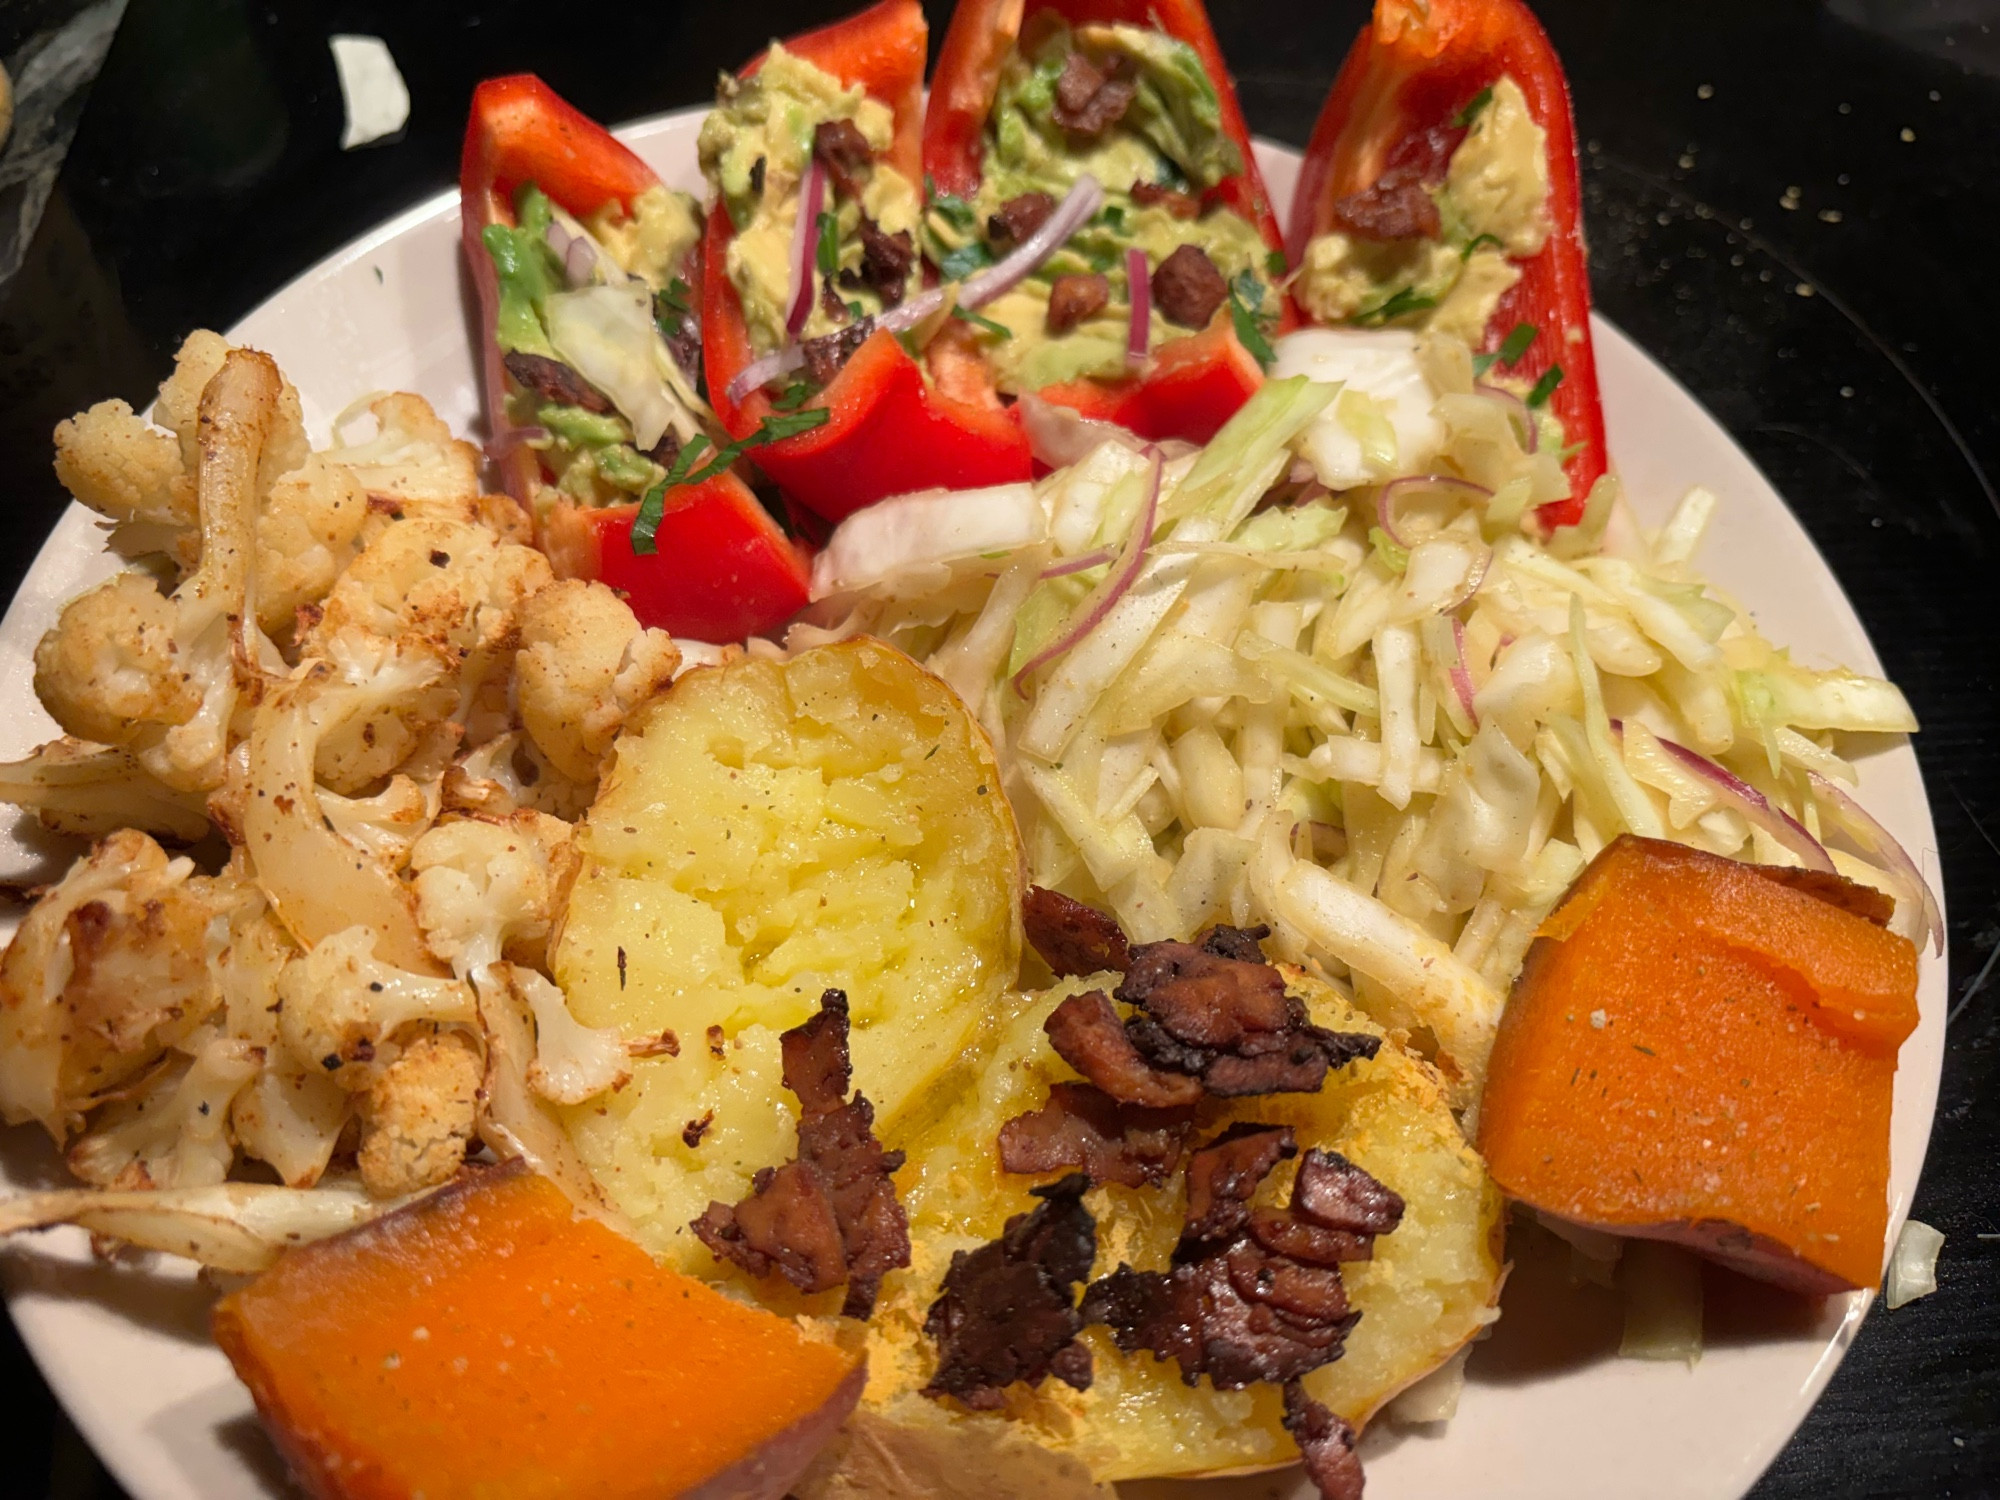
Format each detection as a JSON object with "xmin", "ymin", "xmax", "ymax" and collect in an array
[
  {"xmin": 1052, "ymin": 50, "xmax": 1136, "ymax": 135},
  {"xmin": 922, "ymin": 1173, "xmax": 1098, "ymax": 1409},
  {"xmin": 1283, "ymin": 1380, "xmax": 1367, "ymax": 1500},
  {"xmin": 812, "ymin": 117, "xmax": 874, "ymax": 200},
  {"xmin": 1130, "ymin": 179, "xmax": 1202, "ymax": 219},
  {"xmin": 1150, "ymin": 243, "xmax": 1228, "ymax": 329},
  {"xmin": 1023, "ymin": 885, "xmax": 1131, "ymax": 976},
  {"xmin": 997, "ymin": 1080, "xmax": 1194, "ymax": 1188},
  {"xmin": 987, "ymin": 190, "xmax": 1057, "ymax": 247},
  {"xmin": 1046, "ymin": 272, "xmax": 1111, "ymax": 335},
  {"xmin": 690, "ymin": 989, "xmax": 910, "ymax": 1318},
  {"xmin": 501, "ymin": 351, "xmax": 613, "ymax": 414}
]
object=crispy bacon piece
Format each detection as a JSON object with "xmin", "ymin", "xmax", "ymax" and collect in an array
[
  {"xmin": 1326, "ymin": 121, "xmax": 1463, "ymax": 243},
  {"xmin": 1247, "ymin": 1208, "xmax": 1373, "ymax": 1266},
  {"xmin": 987, "ymin": 190, "xmax": 1056, "ymax": 247},
  {"xmin": 1046, "ymin": 272, "xmax": 1110, "ymax": 335},
  {"xmin": 820, "ymin": 274, "xmax": 851, "ymax": 324},
  {"xmin": 1293, "ymin": 1148, "xmax": 1406, "ymax": 1237},
  {"xmin": 841, "ymin": 217, "xmax": 916, "ymax": 307},
  {"xmin": 923, "ymin": 1173, "xmax": 1097, "ymax": 1409},
  {"xmin": 1023, "ymin": 886, "xmax": 1131, "ymax": 976},
  {"xmin": 1283, "ymin": 1380, "xmax": 1367, "ymax": 1500},
  {"xmin": 502, "ymin": 350, "xmax": 612, "ymax": 413},
  {"xmin": 1150, "ymin": 243, "xmax": 1228, "ymax": 329},
  {"xmin": 813, "ymin": 117, "xmax": 874, "ymax": 200},
  {"xmin": 1043, "ymin": 990, "xmax": 1205, "ymax": 1109},
  {"xmin": 997, "ymin": 1081, "xmax": 1194, "ymax": 1188},
  {"xmin": 1052, "ymin": 50, "xmax": 1136, "ymax": 136},
  {"xmin": 1130, "ymin": 179, "xmax": 1201, "ymax": 219},
  {"xmin": 1179, "ymin": 1123, "xmax": 1297, "ymax": 1251},
  {"xmin": 691, "ymin": 990, "xmax": 910, "ymax": 1318}
]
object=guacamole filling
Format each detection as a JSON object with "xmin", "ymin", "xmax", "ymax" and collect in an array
[
  {"xmin": 922, "ymin": 15, "xmax": 1281, "ymax": 393},
  {"xmin": 483, "ymin": 180, "xmax": 708, "ymax": 509},
  {"xmin": 699, "ymin": 44, "xmax": 924, "ymax": 369},
  {"xmin": 1294, "ymin": 76, "xmax": 1552, "ymax": 344}
]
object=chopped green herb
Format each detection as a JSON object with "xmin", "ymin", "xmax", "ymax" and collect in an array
[
  {"xmin": 631, "ymin": 408, "xmax": 831, "ymax": 554},
  {"xmin": 1355, "ymin": 284, "xmax": 1438, "ymax": 327},
  {"xmin": 1099, "ymin": 204, "xmax": 1127, "ymax": 232},
  {"xmin": 1231, "ymin": 269, "xmax": 1265, "ymax": 312},
  {"xmin": 951, "ymin": 306, "xmax": 1013, "ymax": 339},
  {"xmin": 1081, "ymin": 242, "xmax": 1119, "ymax": 273},
  {"xmin": 938, "ymin": 241, "xmax": 993, "ymax": 280},
  {"xmin": 1460, "ymin": 231, "xmax": 1503, "ymax": 261},
  {"xmin": 1526, "ymin": 364, "xmax": 1565, "ymax": 407},
  {"xmin": 1453, "ymin": 85, "xmax": 1495, "ymax": 128},
  {"xmin": 846, "ymin": 299, "xmax": 866, "ymax": 320},
  {"xmin": 1227, "ymin": 271, "xmax": 1275, "ymax": 370},
  {"xmin": 1472, "ymin": 320, "xmax": 1537, "ymax": 376},
  {"xmin": 815, "ymin": 211, "xmax": 840, "ymax": 277},
  {"xmin": 771, "ymin": 380, "xmax": 814, "ymax": 411},
  {"xmin": 654, "ymin": 277, "xmax": 692, "ymax": 337},
  {"xmin": 1266, "ymin": 248, "xmax": 1288, "ymax": 276},
  {"xmin": 929, "ymin": 185, "xmax": 979, "ymax": 232}
]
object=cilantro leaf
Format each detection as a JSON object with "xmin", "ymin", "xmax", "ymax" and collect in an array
[
  {"xmin": 1472, "ymin": 320, "xmax": 1537, "ymax": 376},
  {"xmin": 1526, "ymin": 364, "xmax": 1565, "ymax": 408},
  {"xmin": 951, "ymin": 306, "xmax": 1013, "ymax": 339},
  {"xmin": 929, "ymin": 184, "xmax": 978, "ymax": 232},
  {"xmin": 938, "ymin": 241, "xmax": 993, "ymax": 280},
  {"xmin": 1460, "ymin": 231, "xmax": 1502, "ymax": 261},
  {"xmin": 630, "ymin": 408, "xmax": 832, "ymax": 555},
  {"xmin": 1453, "ymin": 86, "xmax": 1494, "ymax": 129},
  {"xmin": 1355, "ymin": 284, "xmax": 1437, "ymax": 327},
  {"xmin": 654, "ymin": 276, "xmax": 692, "ymax": 337},
  {"xmin": 1266, "ymin": 248, "xmax": 1288, "ymax": 276},
  {"xmin": 1230, "ymin": 291, "xmax": 1275, "ymax": 371},
  {"xmin": 816, "ymin": 212, "xmax": 840, "ymax": 277}
]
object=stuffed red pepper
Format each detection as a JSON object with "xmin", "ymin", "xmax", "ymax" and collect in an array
[
  {"xmin": 700, "ymin": 0, "xmax": 1034, "ymax": 524},
  {"xmin": 1287, "ymin": 0, "xmax": 1608, "ymax": 526},
  {"xmin": 463, "ymin": 74, "xmax": 810, "ymax": 637},
  {"xmin": 921, "ymin": 0, "xmax": 1294, "ymax": 445}
]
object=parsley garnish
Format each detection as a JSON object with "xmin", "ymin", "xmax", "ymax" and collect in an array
[
  {"xmin": 1472, "ymin": 321, "xmax": 1537, "ymax": 377},
  {"xmin": 1355, "ymin": 284, "xmax": 1437, "ymax": 327},
  {"xmin": 1266, "ymin": 248, "xmax": 1288, "ymax": 276},
  {"xmin": 1526, "ymin": 365, "xmax": 1565, "ymax": 408},
  {"xmin": 1460, "ymin": 231, "xmax": 1502, "ymax": 261},
  {"xmin": 939, "ymin": 241, "xmax": 993, "ymax": 280},
  {"xmin": 630, "ymin": 408, "xmax": 832, "ymax": 554},
  {"xmin": 815, "ymin": 212, "xmax": 839, "ymax": 277},
  {"xmin": 927, "ymin": 178, "xmax": 979, "ymax": 232},
  {"xmin": 771, "ymin": 380, "xmax": 814, "ymax": 411},
  {"xmin": 1454, "ymin": 86, "xmax": 1495, "ymax": 128},
  {"xmin": 952, "ymin": 306, "xmax": 1013, "ymax": 339},
  {"xmin": 654, "ymin": 277, "xmax": 692, "ymax": 338},
  {"xmin": 1099, "ymin": 204, "xmax": 1127, "ymax": 232}
]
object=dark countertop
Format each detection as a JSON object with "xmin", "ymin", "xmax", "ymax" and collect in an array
[{"xmin": 1, "ymin": 2, "xmax": 1995, "ymax": 1496}]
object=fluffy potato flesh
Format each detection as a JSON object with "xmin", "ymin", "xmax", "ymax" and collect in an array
[
  {"xmin": 847, "ymin": 966, "xmax": 1503, "ymax": 1486},
  {"xmin": 555, "ymin": 639, "xmax": 1021, "ymax": 1267}
]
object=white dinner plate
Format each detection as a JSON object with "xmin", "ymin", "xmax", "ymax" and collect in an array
[{"xmin": 0, "ymin": 108, "xmax": 1947, "ymax": 1500}]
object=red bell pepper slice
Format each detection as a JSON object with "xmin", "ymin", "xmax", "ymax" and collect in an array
[
  {"xmin": 1288, "ymin": 0, "xmax": 1607, "ymax": 528},
  {"xmin": 540, "ymin": 479, "xmax": 812, "ymax": 646},
  {"xmin": 924, "ymin": 0, "xmax": 1294, "ymax": 441},
  {"xmin": 462, "ymin": 75, "xmax": 810, "ymax": 638},
  {"xmin": 702, "ymin": 0, "xmax": 1034, "ymax": 525}
]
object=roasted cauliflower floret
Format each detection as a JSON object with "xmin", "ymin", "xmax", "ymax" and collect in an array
[
  {"xmin": 33, "ymin": 572, "xmax": 196, "ymax": 747},
  {"xmin": 0, "ymin": 830, "xmax": 251, "ymax": 1138},
  {"xmin": 409, "ymin": 811, "xmax": 576, "ymax": 977},
  {"xmin": 0, "ymin": 741, "xmax": 211, "ymax": 844},
  {"xmin": 510, "ymin": 965, "xmax": 628, "ymax": 1106},
  {"xmin": 274, "ymin": 926, "xmax": 478, "ymax": 1091},
  {"xmin": 151, "ymin": 329, "xmax": 232, "ymax": 469},
  {"xmin": 441, "ymin": 731, "xmax": 596, "ymax": 822},
  {"xmin": 52, "ymin": 400, "xmax": 193, "ymax": 530},
  {"xmin": 328, "ymin": 392, "xmax": 483, "ymax": 524},
  {"xmin": 65, "ymin": 1036, "xmax": 261, "ymax": 1191},
  {"xmin": 256, "ymin": 453, "xmax": 368, "ymax": 632},
  {"xmin": 356, "ymin": 1027, "xmax": 483, "ymax": 1198},
  {"xmin": 516, "ymin": 580, "xmax": 681, "ymax": 782}
]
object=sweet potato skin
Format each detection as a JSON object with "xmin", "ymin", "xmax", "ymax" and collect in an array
[
  {"xmin": 1478, "ymin": 836, "xmax": 1920, "ymax": 1296},
  {"xmin": 213, "ymin": 1162, "xmax": 864, "ymax": 1500}
]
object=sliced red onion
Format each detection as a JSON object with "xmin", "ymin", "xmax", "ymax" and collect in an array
[
  {"xmin": 1375, "ymin": 473, "xmax": 1494, "ymax": 548},
  {"xmin": 785, "ymin": 158, "xmax": 828, "ymax": 339},
  {"xmin": 1126, "ymin": 247, "xmax": 1151, "ymax": 367},
  {"xmin": 1437, "ymin": 544, "xmax": 1492, "ymax": 613},
  {"xmin": 1476, "ymin": 381, "xmax": 1538, "ymax": 453},
  {"xmin": 1449, "ymin": 617, "xmax": 1479, "ymax": 728},
  {"xmin": 1013, "ymin": 445, "xmax": 1163, "ymax": 695},
  {"xmin": 1040, "ymin": 548, "xmax": 1114, "ymax": 578},
  {"xmin": 1612, "ymin": 721, "xmax": 1836, "ymax": 873},
  {"xmin": 1019, "ymin": 392, "xmax": 1139, "ymax": 469},
  {"xmin": 725, "ymin": 175, "xmax": 1105, "ymax": 405},
  {"xmin": 1808, "ymin": 771, "xmax": 1946, "ymax": 954},
  {"xmin": 544, "ymin": 220, "xmax": 601, "ymax": 289}
]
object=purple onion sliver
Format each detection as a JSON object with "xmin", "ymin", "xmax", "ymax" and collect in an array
[
  {"xmin": 1808, "ymin": 771, "xmax": 1946, "ymax": 954},
  {"xmin": 1040, "ymin": 548, "xmax": 1115, "ymax": 579},
  {"xmin": 1375, "ymin": 473, "xmax": 1494, "ymax": 549},
  {"xmin": 1475, "ymin": 381, "xmax": 1537, "ymax": 454},
  {"xmin": 1126, "ymin": 247, "xmax": 1151, "ymax": 368},
  {"xmin": 1449, "ymin": 617, "xmax": 1479, "ymax": 728},
  {"xmin": 1013, "ymin": 447, "xmax": 1163, "ymax": 696},
  {"xmin": 1650, "ymin": 733, "xmax": 1837, "ymax": 873},
  {"xmin": 785, "ymin": 159, "xmax": 827, "ymax": 339}
]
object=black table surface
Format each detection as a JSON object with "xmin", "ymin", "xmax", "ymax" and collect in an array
[{"xmin": 0, "ymin": 1, "xmax": 1995, "ymax": 1496}]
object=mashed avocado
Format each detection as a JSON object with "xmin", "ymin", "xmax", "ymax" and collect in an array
[
  {"xmin": 923, "ymin": 16, "xmax": 1280, "ymax": 393},
  {"xmin": 698, "ymin": 45, "xmax": 923, "ymax": 355},
  {"xmin": 1294, "ymin": 76, "xmax": 1551, "ymax": 341}
]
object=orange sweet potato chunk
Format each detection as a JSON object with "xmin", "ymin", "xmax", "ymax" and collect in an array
[
  {"xmin": 213, "ymin": 1163, "xmax": 864, "ymax": 1500},
  {"xmin": 1478, "ymin": 835, "xmax": 1920, "ymax": 1296}
]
